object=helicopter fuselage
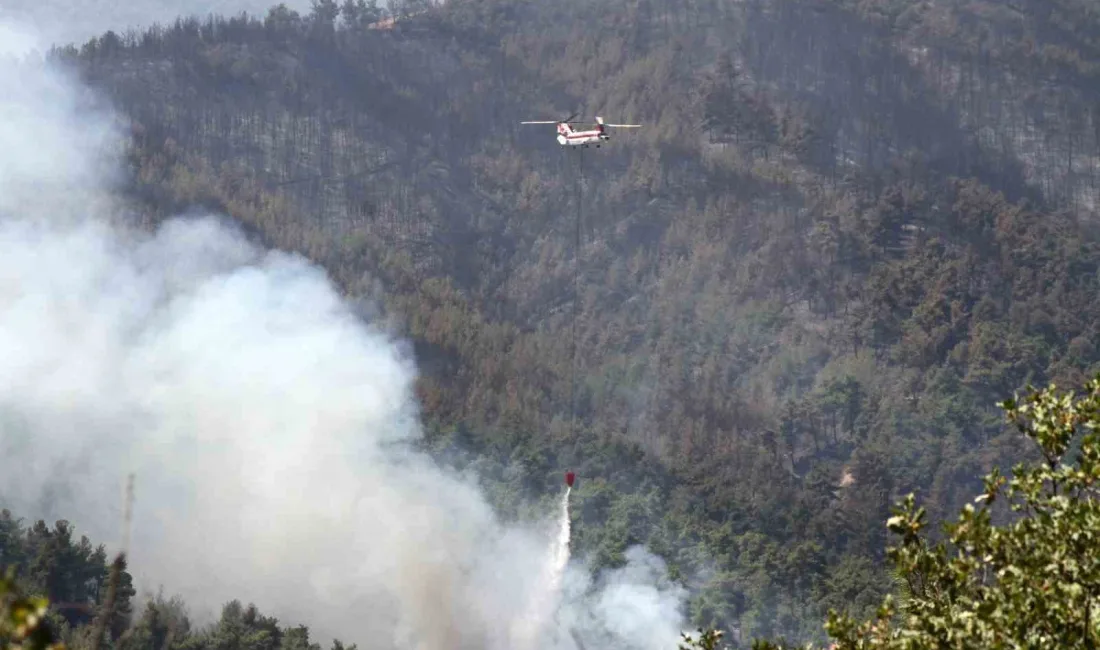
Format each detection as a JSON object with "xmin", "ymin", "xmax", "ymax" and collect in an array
[
  {"xmin": 556, "ymin": 132, "xmax": 610, "ymax": 146},
  {"xmin": 556, "ymin": 122, "xmax": 609, "ymax": 146},
  {"xmin": 520, "ymin": 116, "xmax": 637, "ymax": 146}
]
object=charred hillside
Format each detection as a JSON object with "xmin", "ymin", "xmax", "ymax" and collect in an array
[{"xmin": 49, "ymin": 0, "xmax": 1100, "ymax": 643}]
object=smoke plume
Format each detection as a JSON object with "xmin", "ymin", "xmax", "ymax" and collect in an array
[
  {"xmin": 512, "ymin": 488, "xmax": 572, "ymax": 650},
  {"xmin": 0, "ymin": 30, "xmax": 686, "ymax": 650}
]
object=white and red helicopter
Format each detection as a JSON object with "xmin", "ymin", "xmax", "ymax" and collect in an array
[{"xmin": 521, "ymin": 113, "xmax": 642, "ymax": 148}]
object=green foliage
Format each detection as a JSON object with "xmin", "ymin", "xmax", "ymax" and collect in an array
[
  {"xmin": 0, "ymin": 514, "xmax": 138, "ymax": 650},
  {"xmin": 680, "ymin": 629, "xmax": 730, "ymax": 650},
  {"xmin": 804, "ymin": 375, "xmax": 1100, "ymax": 647},
  {"xmin": 0, "ymin": 570, "xmax": 64, "ymax": 650},
  {"xmin": 0, "ymin": 518, "xmax": 354, "ymax": 650}
]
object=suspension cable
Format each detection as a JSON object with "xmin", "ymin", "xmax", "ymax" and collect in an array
[{"xmin": 569, "ymin": 149, "xmax": 584, "ymax": 438}]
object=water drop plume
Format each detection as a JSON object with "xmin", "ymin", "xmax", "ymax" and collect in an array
[{"xmin": 512, "ymin": 487, "xmax": 572, "ymax": 650}]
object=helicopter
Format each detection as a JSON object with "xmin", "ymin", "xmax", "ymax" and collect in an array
[{"xmin": 521, "ymin": 114, "xmax": 641, "ymax": 148}]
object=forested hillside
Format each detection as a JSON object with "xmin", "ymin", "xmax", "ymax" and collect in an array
[
  {"xmin": 33, "ymin": 0, "xmax": 1100, "ymax": 643},
  {"xmin": 0, "ymin": 0, "xmax": 311, "ymax": 51},
  {"xmin": 0, "ymin": 512, "xmax": 344, "ymax": 650}
]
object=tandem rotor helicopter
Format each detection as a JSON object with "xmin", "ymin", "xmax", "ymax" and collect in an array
[{"xmin": 521, "ymin": 113, "xmax": 641, "ymax": 148}]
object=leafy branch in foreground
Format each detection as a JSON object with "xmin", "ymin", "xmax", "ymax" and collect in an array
[
  {"xmin": 0, "ymin": 569, "xmax": 64, "ymax": 650},
  {"xmin": 829, "ymin": 375, "xmax": 1100, "ymax": 647},
  {"xmin": 680, "ymin": 629, "xmax": 736, "ymax": 650},
  {"xmin": 746, "ymin": 374, "xmax": 1100, "ymax": 649}
]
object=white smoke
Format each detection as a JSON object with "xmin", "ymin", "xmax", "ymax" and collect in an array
[
  {"xmin": 512, "ymin": 488, "xmax": 572, "ymax": 650},
  {"xmin": 0, "ymin": 22, "xmax": 40, "ymax": 58},
  {"xmin": 0, "ymin": 32, "xmax": 687, "ymax": 650}
]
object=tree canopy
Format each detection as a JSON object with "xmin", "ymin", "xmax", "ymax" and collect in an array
[
  {"xmin": 746, "ymin": 375, "xmax": 1100, "ymax": 647},
  {"xmin": 4, "ymin": 0, "xmax": 1099, "ymax": 643}
]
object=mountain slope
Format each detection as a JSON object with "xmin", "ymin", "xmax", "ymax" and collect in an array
[{"xmin": 47, "ymin": 0, "xmax": 1100, "ymax": 643}]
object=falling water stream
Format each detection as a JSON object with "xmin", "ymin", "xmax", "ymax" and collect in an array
[{"xmin": 511, "ymin": 487, "xmax": 572, "ymax": 650}]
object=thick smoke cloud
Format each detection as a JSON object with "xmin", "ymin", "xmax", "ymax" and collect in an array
[
  {"xmin": 0, "ymin": 32, "xmax": 687, "ymax": 650},
  {"xmin": 0, "ymin": 23, "xmax": 39, "ymax": 57}
]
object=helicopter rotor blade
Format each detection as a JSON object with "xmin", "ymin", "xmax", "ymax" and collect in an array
[{"xmin": 521, "ymin": 121, "xmax": 560, "ymax": 124}]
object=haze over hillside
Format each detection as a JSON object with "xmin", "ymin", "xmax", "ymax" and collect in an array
[
  {"xmin": 3, "ymin": 0, "xmax": 1100, "ymax": 647},
  {"xmin": 0, "ymin": 18, "xmax": 688, "ymax": 650},
  {"xmin": 0, "ymin": 0, "xmax": 312, "ymax": 52}
]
